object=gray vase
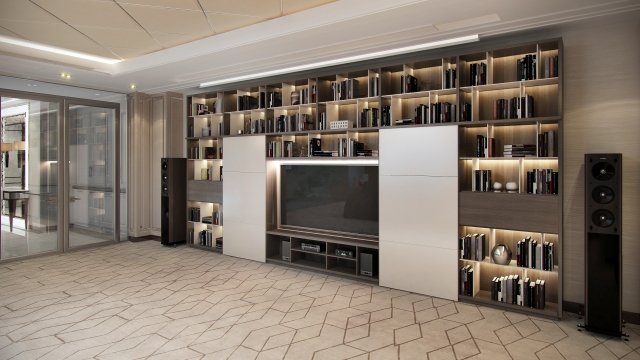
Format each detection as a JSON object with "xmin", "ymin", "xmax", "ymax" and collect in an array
[{"xmin": 491, "ymin": 244, "xmax": 512, "ymax": 265}]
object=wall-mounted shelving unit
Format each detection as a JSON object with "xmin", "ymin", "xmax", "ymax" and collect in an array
[{"xmin": 185, "ymin": 38, "xmax": 563, "ymax": 317}]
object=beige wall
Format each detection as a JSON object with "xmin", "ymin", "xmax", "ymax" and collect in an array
[{"xmin": 553, "ymin": 12, "xmax": 640, "ymax": 313}]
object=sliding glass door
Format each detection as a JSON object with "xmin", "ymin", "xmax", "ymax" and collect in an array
[
  {"xmin": 1, "ymin": 90, "xmax": 121, "ymax": 260},
  {"xmin": 1, "ymin": 97, "xmax": 61, "ymax": 259},
  {"xmin": 66, "ymin": 101, "xmax": 120, "ymax": 248}
]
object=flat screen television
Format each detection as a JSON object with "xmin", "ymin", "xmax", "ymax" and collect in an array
[{"xmin": 280, "ymin": 165, "xmax": 378, "ymax": 237}]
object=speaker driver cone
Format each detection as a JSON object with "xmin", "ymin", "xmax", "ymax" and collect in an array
[
  {"xmin": 592, "ymin": 209, "xmax": 615, "ymax": 228},
  {"xmin": 592, "ymin": 162, "xmax": 615, "ymax": 181},
  {"xmin": 591, "ymin": 186, "xmax": 614, "ymax": 204}
]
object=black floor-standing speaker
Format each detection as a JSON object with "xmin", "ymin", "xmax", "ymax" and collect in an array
[
  {"xmin": 583, "ymin": 153, "xmax": 623, "ymax": 336},
  {"xmin": 161, "ymin": 158, "xmax": 186, "ymax": 246}
]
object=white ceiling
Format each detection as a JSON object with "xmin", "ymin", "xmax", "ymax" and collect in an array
[
  {"xmin": 0, "ymin": 0, "xmax": 337, "ymax": 60},
  {"xmin": 0, "ymin": 0, "xmax": 638, "ymax": 95}
]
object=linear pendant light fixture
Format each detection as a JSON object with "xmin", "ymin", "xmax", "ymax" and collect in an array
[
  {"xmin": 199, "ymin": 34, "xmax": 479, "ymax": 88},
  {"xmin": 0, "ymin": 35, "xmax": 122, "ymax": 65}
]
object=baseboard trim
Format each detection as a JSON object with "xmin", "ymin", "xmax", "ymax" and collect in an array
[{"xmin": 563, "ymin": 300, "xmax": 640, "ymax": 325}]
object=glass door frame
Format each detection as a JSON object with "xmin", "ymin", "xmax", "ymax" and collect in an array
[
  {"xmin": 0, "ymin": 88, "xmax": 122, "ymax": 260},
  {"xmin": 63, "ymin": 98, "xmax": 120, "ymax": 251}
]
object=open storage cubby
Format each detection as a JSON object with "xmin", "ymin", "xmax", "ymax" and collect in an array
[
  {"xmin": 266, "ymin": 229, "xmax": 379, "ymax": 282},
  {"xmin": 266, "ymin": 134, "xmax": 309, "ymax": 158},
  {"xmin": 187, "ymin": 201, "xmax": 223, "ymax": 253}
]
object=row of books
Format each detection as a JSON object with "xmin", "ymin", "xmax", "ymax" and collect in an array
[
  {"xmin": 491, "ymin": 275, "xmax": 546, "ymax": 309},
  {"xmin": 444, "ymin": 68, "xmax": 457, "ymax": 89},
  {"xmin": 527, "ymin": 169, "xmax": 559, "ymax": 194},
  {"xmin": 537, "ymin": 130, "xmax": 557, "ymax": 157},
  {"xmin": 238, "ymin": 95, "xmax": 258, "ymax": 111},
  {"xmin": 188, "ymin": 207, "xmax": 201, "ymax": 222},
  {"xmin": 517, "ymin": 54, "xmax": 537, "ymax": 81},
  {"xmin": 267, "ymin": 140, "xmax": 302, "ymax": 158},
  {"xmin": 459, "ymin": 265, "xmax": 475, "ymax": 296},
  {"xmin": 337, "ymin": 138, "xmax": 367, "ymax": 157},
  {"xmin": 187, "ymin": 146, "xmax": 217, "ymax": 160},
  {"xmin": 516, "ymin": 237, "xmax": 555, "ymax": 271},
  {"xmin": 543, "ymin": 55, "xmax": 559, "ymax": 78},
  {"xmin": 504, "ymin": 144, "xmax": 536, "ymax": 157},
  {"xmin": 189, "ymin": 229, "xmax": 222, "ymax": 250},
  {"xmin": 476, "ymin": 135, "xmax": 496, "ymax": 158},
  {"xmin": 459, "ymin": 233, "xmax": 486, "ymax": 261},
  {"xmin": 400, "ymin": 74, "xmax": 419, "ymax": 93},
  {"xmin": 331, "ymin": 79, "xmax": 360, "ymax": 100},
  {"xmin": 244, "ymin": 118, "xmax": 266, "ymax": 134},
  {"xmin": 261, "ymin": 91, "xmax": 282, "ymax": 108},
  {"xmin": 360, "ymin": 108, "xmax": 380, "ymax": 128},
  {"xmin": 493, "ymin": 96, "xmax": 534, "ymax": 120},
  {"xmin": 469, "ymin": 62, "xmax": 487, "ymax": 86},
  {"xmin": 471, "ymin": 169, "xmax": 492, "ymax": 192},
  {"xmin": 272, "ymin": 114, "xmax": 314, "ymax": 133},
  {"xmin": 411, "ymin": 102, "xmax": 457, "ymax": 124},
  {"xmin": 460, "ymin": 103, "xmax": 472, "ymax": 122}
]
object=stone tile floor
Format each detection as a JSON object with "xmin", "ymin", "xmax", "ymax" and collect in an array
[{"xmin": 0, "ymin": 241, "xmax": 638, "ymax": 359}]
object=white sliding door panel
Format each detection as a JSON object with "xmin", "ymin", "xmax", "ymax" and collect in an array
[
  {"xmin": 379, "ymin": 175, "xmax": 457, "ymax": 249},
  {"xmin": 380, "ymin": 241, "xmax": 458, "ymax": 300},
  {"xmin": 223, "ymin": 220, "xmax": 266, "ymax": 262},
  {"xmin": 223, "ymin": 171, "xmax": 266, "ymax": 224},
  {"xmin": 223, "ymin": 136, "xmax": 266, "ymax": 173},
  {"xmin": 222, "ymin": 135, "xmax": 266, "ymax": 263},
  {"xmin": 379, "ymin": 126, "xmax": 458, "ymax": 177}
]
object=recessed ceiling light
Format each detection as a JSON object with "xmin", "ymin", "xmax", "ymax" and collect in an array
[
  {"xmin": 129, "ymin": 84, "xmax": 136, "ymax": 90},
  {"xmin": 94, "ymin": 93, "xmax": 101, "ymax": 96},
  {"xmin": 60, "ymin": 72, "xmax": 71, "ymax": 79},
  {"xmin": 0, "ymin": 35, "xmax": 121, "ymax": 65}
]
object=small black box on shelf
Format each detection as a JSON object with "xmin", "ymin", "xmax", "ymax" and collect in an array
[
  {"xmin": 281, "ymin": 241, "xmax": 291, "ymax": 261},
  {"xmin": 360, "ymin": 253, "xmax": 374, "ymax": 277}
]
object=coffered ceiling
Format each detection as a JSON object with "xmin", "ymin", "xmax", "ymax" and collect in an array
[
  {"xmin": 0, "ymin": 0, "xmax": 638, "ymax": 95},
  {"xmin": 0, "ymin": 0, "xmax": 337, "ymax": 60}
]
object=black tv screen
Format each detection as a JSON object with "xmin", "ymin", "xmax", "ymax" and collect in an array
[{"xmin": 280, "ymin": 165, "xmax": 378, "ymax": 236}]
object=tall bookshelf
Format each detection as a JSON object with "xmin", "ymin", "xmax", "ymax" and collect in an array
[
  {"xmin": 185, "ymin": 38, "xmax": 563, "ymax": 317},
  {"xmin": 457, "ymin": 39, "xmax": 562, "ymax": 317},
  {"xmin": 185, "ymin": 93, "xmax": 230, "ymax": 252}
]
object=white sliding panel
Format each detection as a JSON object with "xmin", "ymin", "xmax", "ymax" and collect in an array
[
  {"xmin": 222, "ymin": 136, "xmax": 266, "ymax": 262},
  {"xmin": 379, "ymin": 126, "xmax": 458, "ymax": 300}
]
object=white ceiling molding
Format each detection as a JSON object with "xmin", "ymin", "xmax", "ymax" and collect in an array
[{"xmin": 0, "ymin": 0, "xmax": 638, "ymax": 94}]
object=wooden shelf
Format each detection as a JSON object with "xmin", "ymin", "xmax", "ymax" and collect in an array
[
  {"xmin": 291, "ymin": 248, "xmax": 326, "ymax": 255},
  {"xmin": 188, "ymin": 243, "xmax": 220, "ymax": 253},
  {"xmin": 267, "ymin": 228, "xmax": 378, "ymax": 248},
  {"xmin": 459, "ymin": 157, "xmax": 558, "ymax": 161},
  {"xmin": 459, "ymin": 258, "xmax": 559, "ymax": 274}
]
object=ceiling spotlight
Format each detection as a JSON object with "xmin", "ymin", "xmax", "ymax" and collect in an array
[
  {"xmin": 129, "ymin": 84, "xmax": 136, "ymax": 90},
  {"xmin": 60, "ymin": 72, "xmax": 71, "ymax": 79}
]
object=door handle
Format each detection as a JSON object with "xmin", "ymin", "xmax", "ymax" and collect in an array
[{"xmin": 70, "ymin": 196, "xmax": 81, "ymax": 202}]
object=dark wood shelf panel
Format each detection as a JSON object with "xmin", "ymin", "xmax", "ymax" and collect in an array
[
  {"xmin": 188, "ymin": 243, "xmax": 221, "ymax": 253},
  {"xmin": 267, "ymin": 228, "xmax": 378, "ymax": 248},
  {"xmin": 459, "ymin": 290, "xmax": 559, "ymax": 319},
  {"xmin": 327, "ymin": 254, "xmax": 357, "ymax": 261},
  {"xmin": 291, "ymin": 258, "xmax": 325, "ymax": 269},
  {"xmin": 266, "ymin": 258, "xmax": 378, "ymax": 284},
  {"xmin": 187, "ymin": 180, "xmax": 222, "ymax": 204},
  {"xmin": 326, "ymin": 265, "xmax": 357, "ymax": 276},
  {"xmin": 291, "ymin": 248, "xmax": 326, "ymax": 255},
  {"xmin": 459, "ymin": 116, "xmax": 561, "ymax": 127},
  {"xmin": 459, "ymin": 191, "xmax": 559, "ymax": 233}
]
